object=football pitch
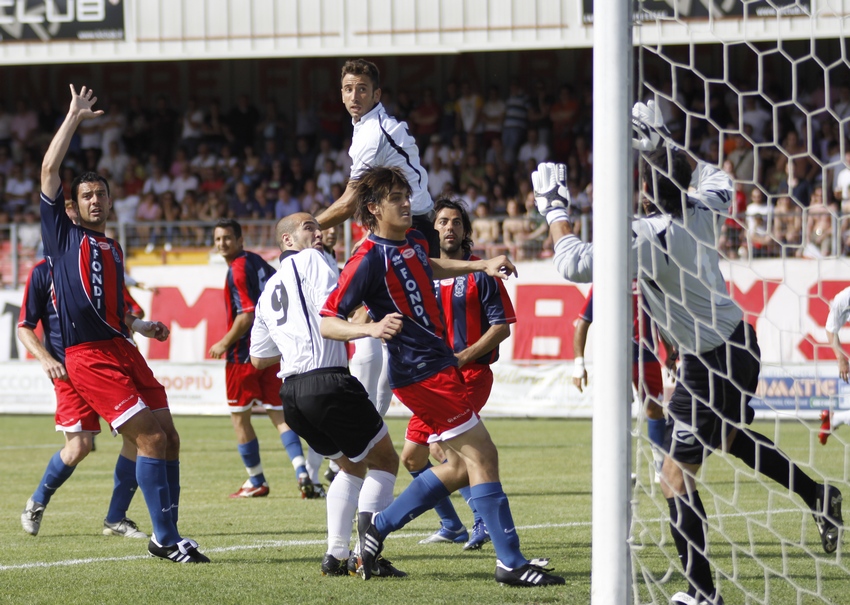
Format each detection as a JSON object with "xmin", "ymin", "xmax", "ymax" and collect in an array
[{"xmin": 0, "ymin": 415, "xmax": 846, "ymax": 604}]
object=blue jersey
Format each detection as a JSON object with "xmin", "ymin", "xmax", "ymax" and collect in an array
[
  {"xmin": 224, "ymin": 250, "xmax": 274, "ymax": 364},
  {"xmin": 434, "ymin": 254, "xmax": 516, "ymax": 365},
  {"xmin": 18, "ymin": 260, "xmax": 65, "ymax": 363},
  {"xmin": 321, "ymin": 230, "xmax": 455, "ymax": 389},
  {"xmin": 40, "ymin": 187, "xmax": 130, "ymax": 347}
]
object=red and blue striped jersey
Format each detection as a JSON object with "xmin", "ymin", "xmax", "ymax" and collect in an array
[
  {"xmin": 41, "ymin": 187, "xmax": 130, "ymax": 347},
  {"xmin": 18, "ymin": 260, "xmax": 65, "ymax": 363},
  {"xmin": 321, "ymin": 230, "xmax": 455, "ymax": 389},
  {"xmin": 434, "ymin": 254, "xmax": 516, "ymax": 365},
  {"xmin": 579, "ymin": 287, "xmax": 658, "ymax": 363},
  {"xmin": 224, "ymin": 250, "xmax": 275, "ymax": 363}
]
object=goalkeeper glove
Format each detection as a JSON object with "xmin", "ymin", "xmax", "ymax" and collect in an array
[
  {"xmin": 531, "ymin": 162, "xmax": 571, "ymax": 225},
  {"xmin": 631, "ymin": 99, "xmax": 671, "ymax": 151}
]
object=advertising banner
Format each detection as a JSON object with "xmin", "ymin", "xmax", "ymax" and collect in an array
[
  {"xmin": 0, "ymin": 0, "xmax": 124, "ymax": 42},
  {"xmin": 582, "ymin": 1, "xmax": 811, "ymax": 25}
]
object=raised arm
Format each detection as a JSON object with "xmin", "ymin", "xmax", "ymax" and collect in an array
[
  {"xmin": 315, "ymin": 180, "xmax": 357, "ymax": 230},
  {"xmin": 42, "ymin": 85, "xmax": 104, "ymax": 197},
  {"xmin": 430, "ymin": 255, "xmax": 517, "ymax": 280}
]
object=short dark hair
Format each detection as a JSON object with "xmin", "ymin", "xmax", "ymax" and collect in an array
[
  {"xmin": 215, "ymin": 217, "xmax": 242, "ymax": 239},
  {"xmin": 353, "ymin": 167, "xmax": 411, "ymax": 233},
  {"xmin": 70, "ymin": 172, "xmax": 110, "ymax": 202},
  {"xmin": 434, "ymin": 198, "xmax": 473, "ymax": 255},
  {"xmin": 641, "ymin": 148, "xmax": 692, "ymax": 217},
  {"xmin": 341, "ymin": 59, "xmax": 381, "ymax": 90}
]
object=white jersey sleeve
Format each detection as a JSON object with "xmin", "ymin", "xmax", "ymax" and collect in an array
[
  {"xmin": 552, "ymin": 234, "xmax": 594, "ymax": 283},
  {"xmin": 249, "ymin": 301, "xmax": 280, "ymax": 360},
  {"xmin": 826, "ymin": 286, "xmax": 850, "ymax": 334}
]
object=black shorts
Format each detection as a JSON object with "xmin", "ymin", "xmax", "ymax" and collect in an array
[
  {"xmin": 664, "ymin": 322, "xmax": 760, "ymax": 465},
  {"xmin": 280, "ymin": 367, "xmax": 388, "ymax": 462},
  {"xmin": 412, "ymin": 212, "xmax": 439, "ymax": 258}
]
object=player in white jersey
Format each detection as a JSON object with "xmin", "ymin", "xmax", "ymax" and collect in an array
[
  {"xmin": 819, "ymin": 286, "xmax": 850, "ymax": 444},
  {"xmin": 532, "ymin": 101, "xmax": 842, "ymax": 605},
  {"xmin": 249, "ymin": 212, "xmax": 404, "ymax": 578},
  {"xmin": 316, "ymin": 58, "xmax": 439, "ymax": 257}
]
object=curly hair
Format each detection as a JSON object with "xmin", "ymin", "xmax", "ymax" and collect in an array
[
  {"xmin": 641, "ymin": 148, "xmax": 692, "ymax": 217},
  {"xmin": 433, "ymin": 198, "xmax": 473, "ymax": 255},
  {"xmin": 353, "ymin": 166, "xmax": 412, "ymax": 233}
]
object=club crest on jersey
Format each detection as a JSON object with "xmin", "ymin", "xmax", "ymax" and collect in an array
[
  {"xmin": 402, "ymin": 247, "xmax": 416, "ymax": 259},
  {"xmin": 414, "ymin": 244, "xmax": 428, "ymax": 266},
  {"xmin": 453, "ymin": 277, "xmax": 466, "ymax": 298}
]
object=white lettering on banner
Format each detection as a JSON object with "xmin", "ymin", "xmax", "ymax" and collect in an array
[
  {"xmin": 0, "ymin": 0, "xmax": 106, "ymax": 25},
  {"xmin": 535, "ymin": 299, "xmax": 564, "ymax": 317}
]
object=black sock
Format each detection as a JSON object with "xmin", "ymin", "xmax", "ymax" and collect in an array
[
  {"xmin": 667, "ymin": 492, "xmax": 714, "ymax": 598},
  {"xmin": 727, "ymin": 429, "xmax": 818, "ymax": 508}
]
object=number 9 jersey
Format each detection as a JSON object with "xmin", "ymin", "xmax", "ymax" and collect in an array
[{"xmin": 250, "ymin": 248, "xmax": 348, "ymax": 379}]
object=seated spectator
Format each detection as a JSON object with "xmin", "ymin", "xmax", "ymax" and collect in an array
[
  {"xmin": 5, "ymin": 162, "xmax": 33, "ymax": 211},
  {"xmin": 160, "ymin": 191, "xmax": 180, "ymax": 251},
  {"xmin": 274, "ymin": 185, "xmax": 300, "ymax": 220},
  {"xmin": 228, "ymin": 181, "xmax": 258, "ymax": 219},
  {"xmin": 315, "ymin": 158, "xmax": 345, "ymax": 198},
  {"xmin": 243, "ymin": 144, "xmax": 263, "ymax": 185},
  {"xmin": 718, "ymin": 159, "xmax": 747, "ymax": 260},
  {"xmin": 97, "ymin": 140, "xmax": 130, "ymax": 185},
  {"xmin": 179, "ymin": 191, "xmax": 205, "ymax": 246},
  {"xmin": 112, "ymin": 184, "xmax": 140, "ymax": 225},
  {"xmin": 470, "ymin": 202, "xmax": 501, "ymax": 250},
  {"xmin": 216, "ymin": 143, "xmax": 238, "ymax": 177},
  {"xmin": 136, "ymin": 192, "xmax": 163, "ymax": 253},
  {"xmin": 260, "ymin": 137, "xmax": 287, "ymax": 173},
  {"xmin": 409, "ymin": 88, "xmax": 441, "ymax": 148},
  {"xmin": 423, "ymin": 134, "xmax": 450, "ymax": 169},
  {"xmin": 460, "ymin": 184, "xmax": 487, "ymax": 214},
  {"xmin": 517, "ymin": 127, "xmax": 550, "ymax": 165},
  {"xmin": 171, "ymin": 162, "xmax": 199, "ymax": 203},
  {"xmin": 300, "ymin": 178, "xmax": 326, "ymax": 214},
  {"xmin": 313, "ymin": 137, "xmax": 337, "ymax": 175},
  {"xmin": 199, "ymin": 166, "xmax": 225, "ymax": 195},
  {"xmin": 773, "ymin": 194, "xmax": 803, "ymax": 251},
  {"xmin": 190, "ymin": 141, "xmax": 218, "ymax": 175},
  {"xmin": 293, "ymin": 136, "xmax": 317, "ymax": 178},
  {"xmin": 0, "ymin": 146, "xmax": 13, "ymax": 176},
  {"xmin": 142, "ymin": 163, "xmax": 171, "ymax": 196},
  {"xmin": 17, "ymin": 207, "xmax": 41, "ymax": 256},
  {"xmin": 502, "ymin": 197, "xmax": 536, "ymax": 260},
  {"xmin": 169, "ymin": 147, "xmax": 190, "ymax": 179},
  {"xmin": 288, "ymin": 157, "xmax": 307, "ymax": 197},
  {"xmin": 335, "ymin": 136, "xmax": 353, "ymax": 175},
  {"xmin": 428, "ymin": 155, "xmax": 454, "ymax": 199},
  {"xmin": 198, "ymin": 192, "xmax": 227, "ymax": 244},
  {"xmin": 490, "ymin": 183, "xmax": 509, "ymax": 215},
  {"xmin": 480, "ymin": 85, "xmax": 506, "ymax": 148},
  {"xmin": 484, "ymin": 136, "xmax": 514, "ymax": 173},
  {"xmin": 803, "ymin": 186, "xmax": 837, "ymax": 257},
  {"xmin": 447, "ymin": 132, "xmax": 465, "ymax": 171},
  {"xmin": 743, "ymin": 195, "xmax": 776, "ymax": 258},
  {"xmin": 459, "ymin": 153, "xmax": 486, "ymax": 192},
  {"xmin": 252, "ymin": 185, "xmax": 275, "ymax": 220}
]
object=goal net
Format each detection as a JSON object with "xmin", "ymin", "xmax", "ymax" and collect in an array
[{"xmin": 627, "ymin": 2, "xmax": 850, "ymax": 604}]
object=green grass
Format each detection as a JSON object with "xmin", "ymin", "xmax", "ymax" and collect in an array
[{"xmin": 1, "ymin": 416, "xmax": 848, "ymax": 604}]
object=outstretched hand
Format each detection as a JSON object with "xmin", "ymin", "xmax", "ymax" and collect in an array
[
  {"xmin": 482, "ymin": 255, "xmax": 517, "ymax": 279},
  {"xmin": 68, "ymin": 84, "xmax": 105, "ymax": 121}
]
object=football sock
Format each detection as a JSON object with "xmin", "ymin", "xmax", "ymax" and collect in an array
[
  {"xmin": 458, "ymin": 485, "xmax": 481, "ymax": 524},
  {"xmin": 280, "ymin": 430, "xmax": 307, "ymax": 477},
  {"xmin": 468, "ymin": 482, "xmax": 525, "ymax": 568},
  {"xmin": 105, "ymin": 454, "xmax": 138, "ymax": 524},
  {"xmin": 237, "ymin": 439, "xmax": 266, "ymax": 487},
  {"xmin": 165, "ymin": 459, "xmax": 180, "ymax": 524},
  {"xmin": 410, "ymin": 461, "xmax": 465, "ymax": 532},
  {"xmin": 647, "ymin": 417, "xmax": 666, "ymax": 448},
  {"xmin": 359, "ymin": 469, "xmax": 396, "ymax": 513},
  {"xmin": 32, "ymin": 450, "xmax": 76, "ymax": 506},
  {"xmin": 136, "ymin": 455, "xmax": 180, "ymax": 546},
  {"xmin": 833, "ymin": 409, "xmax": 850, "ymax": 429},
  {"xmin": 667, "ymin": 492, "xmax": 714, "ymax": 599},
  {"xmin": 326, "ymin": 471, "xmax": 363, "ymax": 560},
  {"xmin": 728, "ymin": 429, "xmax": 818, "ymax": 508},
  {"xmin": 374, "ymin": 468, "xmax": 449, "ymax": 538},
  {"xmin": 306, "ymin": 447, "xmax": 324, "ymax": 485}
]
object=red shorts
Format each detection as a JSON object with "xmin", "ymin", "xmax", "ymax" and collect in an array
[
  {"xmin": 397, "ymin": 366, "xmax": 479, "ymax": 445},
  {"xmin": 406, "ymin": 364, "xmax": 493, "ymax": 446},
  {"xmin": 633, "ymin": 360, "xmax": 663, "ymax": 401},
  {"xmin": 226, "ymin": 362, "xmax": 282, "ymax": 412},
  {"xmin": 53, "ymin": 377, "xmax": 101, "ymax": 434},
  {"xmin": 64, "ymin": 337, "xmax": 169, "ymax": 430}
]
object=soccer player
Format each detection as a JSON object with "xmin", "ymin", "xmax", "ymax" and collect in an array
[
  {"xmin": 571, "ymin": 287, "xmax": 667, "ymax": 482},
  {"xmin": 533, "ymin": 103, "xmax": 841, "ymax": 603},
  {"xmin": 40, "ymin": 84, "xmax": 208, "ymax": 563},
  {"xmin": 208, "ymin": 218, "xmax": 318, "ymax": 499},
  {"xmin": 819, "ymin": 285, "xmax": 850, "ymax": 444},
  {"xmin": 320, "ymin": 166, "xmax": 564, "ymax": 587},
  {"xmin": 316, "ymin": 58, "xmax": 438, "ymax": 255},
  {"xmin": 402, "ymin": 198, "xmax": 516, "ymax": 550},
  {"xmin": 249, "ymin": 212, "xmax": 404, "ymax": 578},
  {"xmin": 19, "ymin": 254, "xmax": 145, "ymax": 540}
]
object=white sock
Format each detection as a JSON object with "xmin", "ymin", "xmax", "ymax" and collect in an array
[
  {"xmin": 305, "ymin": 448, "xmax": 324, "ymax": 484},
  {"xmin": 359, "ymin": 469, "xmax": 396, "ymax": 513},
  {"xmin": 326, "ymin": 471, "xmax": 363, "ymax": 560},
  {"xmin": 833, "ymin": 409, "xmax": 850, "ymax": 429},
  {"xmin": 329, "ymin": 459, "xmax": 340, "ymax": 473}
]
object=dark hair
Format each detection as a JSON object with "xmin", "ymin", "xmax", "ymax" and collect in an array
[
  {"xmin": 215, "ymin": 217, "xmax": 242, "ymax": 239},
  {"xmin": 353, "ymin": 166, "xmax": 412, "ymax": 233},
  {"xmin": 641, "ymin": 148, "xmax": 692, "ymax": 217},
  {"xmin": 341, "ymin": 58, "xmax": 381, "ymax": 90},
  {"xmin": 434, "ymin": 198, "xmax": 473, "ymax": 255},
  {"xmin": 70, "ymin": 172, "xmax": 110, "ymax": 202}
]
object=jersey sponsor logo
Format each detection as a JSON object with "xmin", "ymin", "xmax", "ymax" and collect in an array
[
  {"xmin": 396, "ymin": 263, "xmax": 430, "ymax": 327},
  {"xmin": 672, "ymin": 418, "xmax": 696, "ymax": 445},
  {"xmin": 402, "ymin": 247, "xmax": 416, "ymax": 259},
  {"xmin": 439, "ymin": 278, "xmax": 453, "ymax": 287},
  {"xmin": 98, "ymin": 242, "xmax": 110, "ymax": 250},
  {"xmin": 87, "ymin": 236, "xmax": 106, "ymax": 311}
]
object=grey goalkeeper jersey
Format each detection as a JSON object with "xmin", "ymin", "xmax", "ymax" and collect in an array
[{"xmin": 553, "ymin": 163, "xmax": 742, "ymax": 355}]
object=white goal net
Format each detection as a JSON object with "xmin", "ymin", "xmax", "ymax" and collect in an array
[{"xmin": 626, "ymin": 2, "xmax": 850, "ymax": 604}]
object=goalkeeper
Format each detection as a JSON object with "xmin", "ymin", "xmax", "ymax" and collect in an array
[{"xmin": 532, "ymin": 101, "xmax": 842, "ymax": 605}]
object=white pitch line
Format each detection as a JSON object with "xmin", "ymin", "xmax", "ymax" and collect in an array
[{"xmin": 0, "ymin": 523, "xmax": 586, "ymax": 571}]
